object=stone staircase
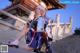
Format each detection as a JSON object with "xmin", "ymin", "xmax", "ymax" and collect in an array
[
  {"xmin": 0, "ymin": 20, "xmax": 80, "ymax": 53},
  {"xmin": 0, "ymin": 23, "xmax": 26, "ymax": 46},
  {"xmin": 0, "ymin": 23, "xmax": 34, "ymax": 53},
  {"xmin": 52, "ymin": 35, "xmax": 80, "ymax": 53}
]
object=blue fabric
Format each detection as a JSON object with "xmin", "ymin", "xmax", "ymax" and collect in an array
[
  {"xmin": 36, "ymin": 32, "xmax": 43, "ymax": 49},
  {"xmin": 29, "ymin": 32, "xmax": 43, "ymax": 49},
  {"xmin": 28, "ymin": 32, "xmax": 50, "ymax": 49},
  {"xmin": 30, "ymin": 20, "xmax": 37, "ymax": 30},
  {"xmin": 25, "ymin": 29, "xmax": 34, "ymax": 44},
  {"xmin": 37, "ymin": 17, "xmax": 45, "ymax": 31}
]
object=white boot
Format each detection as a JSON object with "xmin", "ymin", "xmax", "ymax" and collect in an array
[{"xmin": 10, "ymin": 40, "xmax": 19, "ymax": 45}]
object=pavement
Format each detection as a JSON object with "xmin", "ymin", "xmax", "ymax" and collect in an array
[
  {"xmin": 1, "ymin": 24, "xmax": 80, "ymax": 53},
  {"xmin": 8, "ymin": 47, "xmax": 34, "ymax": 53},
  {"xmin": 0, "ymin": 24, "xmax": 55, "ymax": 53},
  {"xmin": 0, "ymin": 24, "xmax": 35, "ymax": 53}
]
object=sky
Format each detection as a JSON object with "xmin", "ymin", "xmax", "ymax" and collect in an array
[
  {"xmin": 47, "ymin": 4, "xmax": 80, "ymax": 32},
  {"xmin": 0, "ymin": 0, "xmax": 80, "ymax": 32}
]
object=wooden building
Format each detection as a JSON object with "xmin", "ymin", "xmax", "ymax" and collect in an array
[{"xmin": 0, "ymin": 0, "xmax": 65, "ymax": 30}]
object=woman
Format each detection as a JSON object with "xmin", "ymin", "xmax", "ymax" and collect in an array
[{"xmin": 10, "ymin": 1, "xmax": 48, "ymax": 51}]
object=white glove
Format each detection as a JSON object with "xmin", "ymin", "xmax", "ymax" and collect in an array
[{"xmin": 10, "ymin": 40, "xmax": 19, "ymax": 45}]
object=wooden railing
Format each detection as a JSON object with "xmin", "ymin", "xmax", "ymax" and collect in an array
[{"xmin": 0, "ymin": 10, "xmax": 26, "ymax": 24}]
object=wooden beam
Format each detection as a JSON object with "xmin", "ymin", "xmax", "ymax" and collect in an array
[
  {"xmin": 0, "ymin": 10, "xmax": 26, "ymax": 24},
  {"xmin": 4, "ymin": 4, "xmax": 19, "ymax": 12},
  {"xmin": 4, "ymin": 4, "xmax": 31, "ymax": 15},
  {"xmin": 0, "ymin": 20, "xmax": 20, "ymax": 31},
  {"xmin": 42, "ymin": 0, "xmax": 65, "ymax": 10},
  {"xmin": 18, "ymin": 4, "xmax": 31, "ymax": 14}
]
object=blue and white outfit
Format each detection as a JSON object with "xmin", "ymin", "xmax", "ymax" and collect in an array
[
  {"xmin": 37, "ymin": 17, "xmax": 45, "ymax": 32},
  {"xmin": 28, "ymin": 17, "xmax": 45, "ymax": 49},
  {"xmin": 28, "ymin": 17, "xmax": 52, "ymax": 53}
]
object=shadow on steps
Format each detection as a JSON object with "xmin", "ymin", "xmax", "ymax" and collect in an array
[{"xmin": 51, "ymin": 35, "xmax": 80, "ymax": 53}]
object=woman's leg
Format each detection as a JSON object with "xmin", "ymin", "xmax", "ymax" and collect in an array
[
  {"xmin": 43, "ymin": 32, "xmax": 52, "ymax": 53},
  {"xmin": 10, "ymin": 24, "xmax": 29, "ymax": 45}
]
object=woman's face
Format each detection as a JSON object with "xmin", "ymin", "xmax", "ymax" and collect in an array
[
  {"xmin": 41, "ymin": 10, "xmax": 46, "ymax": 17},
  {"xmin": 35, "ymin": 9, "xmax": 46, "ymax": 17},
  {"xmin": 35, "ymin": 8, "xmax": 41, "ymax": 16}
]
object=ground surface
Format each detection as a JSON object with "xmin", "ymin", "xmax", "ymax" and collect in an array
[
  {"xmin": 0, "ymin": 24, "xmax": 80, "ymax": 53},
  {"xmin": 52, "ymin": 35, "xmax": 80, "ymax": 53}
]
